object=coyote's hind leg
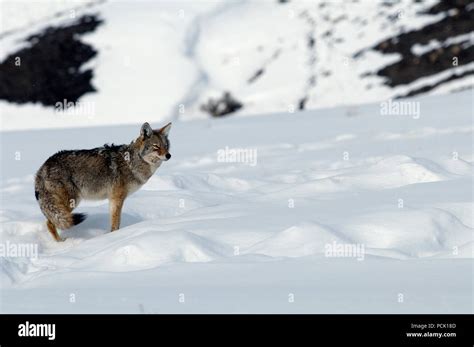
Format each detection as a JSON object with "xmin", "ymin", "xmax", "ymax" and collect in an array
[{"xmin": 46, "ymin": 219, "xmax": 63, "ymax": 242}]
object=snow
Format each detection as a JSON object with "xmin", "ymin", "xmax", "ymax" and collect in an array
[
  {"xmin": 2, "ymin": 0, "xmax": 472, "ymax": 131},
  {"xmin": 0, "ymin": 90, "xmax": 472, "ymax": 313},
  {"xmin": 411, "ymin": 33, "xmax": 474, "ymax": 56},
  {"xmin": 0, "ymin": 0, "xmax": 217, "ymax": 130},
  {"xmin": 0, "ymin": 0, "xmax": 472, "ymax": 314},
  {"xmin": 188, "ymin": 0, "xmax": 454, "ymax": 116}
]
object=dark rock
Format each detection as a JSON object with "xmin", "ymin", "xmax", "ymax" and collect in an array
[
  {"xmin": 361, "ymin": 0, "xmax": 474, "ymax": 94},
  {"xmin": 0, "ymin": 14, "xmax": 103, "ymax": 107},
  {"xmin": 248, "ymin": 68, "xmax": 265, "ymax": 84},
  {"xmin": 200, "ymin": 92, "xmax": 243, "ymax": 117}
]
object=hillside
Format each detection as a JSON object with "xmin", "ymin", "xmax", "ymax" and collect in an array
[{"xmin": 0, "ymin": 0, "xmax": 473, "ymax": 130}]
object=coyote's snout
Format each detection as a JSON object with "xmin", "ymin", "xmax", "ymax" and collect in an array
[{"xmin": 35, "ymin": 122, "xmax": 172, "ymax": 241}]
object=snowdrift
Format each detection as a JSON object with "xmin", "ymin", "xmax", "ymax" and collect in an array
[{"xmin": 0, "ymin": 90, "xmax": 472, "ymax": 313}]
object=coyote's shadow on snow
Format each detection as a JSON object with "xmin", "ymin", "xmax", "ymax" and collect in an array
[{"xmin": 61, "ymin": 213, "xmax": 142, "ymax": 240}]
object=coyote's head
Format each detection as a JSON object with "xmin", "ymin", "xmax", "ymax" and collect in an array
[{"xmin": 137, "ymin": 122, "xmax": 172, "ymax": 164}]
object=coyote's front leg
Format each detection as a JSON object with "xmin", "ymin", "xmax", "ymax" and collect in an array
[{"xmin": 109, "ymin": 188, "xmax": 126, "ymax": 232}]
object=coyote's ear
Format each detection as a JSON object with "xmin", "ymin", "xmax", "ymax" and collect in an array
[
  {"xmin": 140, "ymin": 122, "xmax": 153, "ymax": 138},
  {"xmin": 158, "ymin": 122, "xmax": 172, "ymax": 137}
]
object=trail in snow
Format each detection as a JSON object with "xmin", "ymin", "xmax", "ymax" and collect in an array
[{"xmin": 170, "ymin": 0, "xmax": 247, "ymax": 121}]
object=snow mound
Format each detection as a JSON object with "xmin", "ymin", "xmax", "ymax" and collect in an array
[
  {"xmin": 247, "ymin": 222, "xmax": 347, "ymax": 258},
  {"xmin": 338, "ymin": 155, "xmax": 451, "ymax": 189},
  {"xmin": 56, "ymin": 228, "xmax": 230, "ymax": 272},
  {"xmin": 343, "ymin": 208, "xmax": 472, "ymax": 258}
]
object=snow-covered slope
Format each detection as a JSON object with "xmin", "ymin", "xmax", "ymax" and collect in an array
[
  {"xmin": 0, "ymin": 0, "xmax": 220, "ymax": 130},
  {"xmin": 1, "ymin": 0, "xmax": 473, "ymax": 130},
  {"xmin": 0, "ymin": 90, "xmax": 472, "ymax": 313}
]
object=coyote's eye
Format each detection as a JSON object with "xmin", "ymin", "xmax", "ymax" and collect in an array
[{"xmin": 152, "ymin": 144, "xmax": 160, "ymax": 151}]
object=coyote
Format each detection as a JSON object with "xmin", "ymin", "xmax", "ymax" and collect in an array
[{"xmin": 35, "ymin": 122, "xmax": 172, "ymax": 241}]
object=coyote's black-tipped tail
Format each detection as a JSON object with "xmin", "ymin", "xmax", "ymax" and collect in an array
[{"xmin": 72, "ymin": 213, "xmax": 87, "ymax": 226}]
